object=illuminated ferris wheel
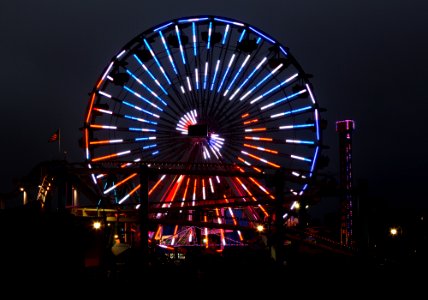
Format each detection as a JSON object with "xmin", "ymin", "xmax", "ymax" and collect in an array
[{"xmin": 83, "ymin": 15, "xmax": 322, "ymax": 246}]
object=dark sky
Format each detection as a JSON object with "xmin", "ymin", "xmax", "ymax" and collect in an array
[{"xmin": 1, "ymin": 0, "xmax": 427, "ymax": 209}]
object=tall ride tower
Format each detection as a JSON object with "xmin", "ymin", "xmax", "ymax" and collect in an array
[{"xmin": 336, "ymin": 120, "xmax": 355, "ymax": 247}]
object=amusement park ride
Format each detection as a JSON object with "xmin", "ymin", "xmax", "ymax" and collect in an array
[{"xmin": 28, "ymin": 16, "xmax": 354, "ymax": 262}]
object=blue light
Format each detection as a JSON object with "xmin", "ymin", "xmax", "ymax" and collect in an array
[
  {"xmin": 126, "ymin": 69, "xmax": 168, "ymax": 106},
  {"xmin": 214, "ymin": 18, "xmax": 244, "ymax": 27},
  {"xmin": 218, "ymin": 55, "xmax": 235, "ymax": 92},
  {"xmin": 210, "ymin": 60, "xmax": 220, "ymax": 91},
  {"xmin": 192, "ymin": 23, "xmax": 197, "ymax": 57},
  {"xmin": 159, "ymin": 31, "xmax": 178, "ymax": 75},
  {"xmin": 175, "ymin": 25, "xmax": 186, "ymax": 65},
  {"xmin": 124, "ymin": 114, "xmax": 157, "ymax": 125},
  {"xmin": 129, "ymin": 127, "xmax": 156, "ymax": 132},
  {"xmin": 225, "ymin": 55, "xmax": 250, "ymax": 97},
  {"xmin": 143, "ymin": 144, "xmax": 157, "ymax": 150},
  {"xmin": 279, "ymin": 46, "xmax": 288, "ymax": 56},
  {"xmin": 310, "ymin": 146, "xmax": 320, "ymax": 172},
  {"xmin": 271, "ymin": 105, "xmax": 312, "ymax": 118},
  {"xmin": 238, "ymin": 29, "xmax": 246, "ymax": 42},
  {"xmin": 222, "ymin": 25, "xmax": 230, "ymax": 44},
  {"xmin": 178, "ymin": 17, "xmax": 209, "ymax": 23},
  {"xmin": 123, "ymin": 86, "xmax": 163, "ymax": 112},
  {"xmin": 122, "ymin": 101, "xmax": 160, "ymax": 118},
  {"xmin": 153, "ymin": 22, "xmax": 173, "ymax": 32},
  {"xmin": 261, "ymin": 89, "xmax": 306, "ymax": 110},
  {"xmin": 249, "ymin": 26, "xmax": 275, "ymax": 44},
  {"xmin": 152, "ymin": 151, "xmax": 159, "ymax": 156},
  {"xmin": 143, "ymin": 39, "xmax": 172, "ymax": 85},
  {"xmin": 207, "ymin": 22, "xmax": 212, "ymax": 50}
]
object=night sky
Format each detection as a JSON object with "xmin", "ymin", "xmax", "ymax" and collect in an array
[{"xmin": 1, "ymin": 0, "xmax": 427, "ymax": 209}]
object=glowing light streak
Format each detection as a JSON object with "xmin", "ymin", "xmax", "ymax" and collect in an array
[
  {"xmin": 90, "ymin": 124, "xmax": 117, "ymax": 130},
  {"xmin": 209, "ymin": 178, "xmax": 214, "ymax": 193},
  {"xmin": 291, "ymin": 154, "xmax": 312, "ymax": 162},
  {"xmin": 143, "ymin": 39, "xmax": 171, "ymax": 84},
  {"xmin": 224, "ymin": 54, "xmax": 250, "ymax": 97},
  {"xmin": 203, "ymin": 62, "xmax": 208, "ymax": 90},
  {"xmin": 192, "ymin": 178, "xmax": 197, "ymax": 206},
  {"xmin": 238, "ymin": 29, "xmax": 246, "ymax": 42},
  {"xmin": 244, "ymin": 136, "xmax": 272, "ymax": 141},
  {"xmin": 192, "ymin": 22, "xmax": 197, "ymax": 56},
  {"xmin": 249, "ymin": 71, "xmax": 298, "ymax": 104},
  {"xmin": 202, "ymin": 179, "xmax": 206, "ymax": 200},
  {"xmin": 249, "ymin": 26, "xmax": 275, "ymax": 44},
  {"xmin": 116, "ymin": 50, "xmax": 126, "ymax": 59},
  {"xmin": 175, "ymin": 25, "xmax": 186, "ymax": 65},
  {"xmin": 124, "ymin": 115, "xmax": 157, "ymax": 125},
  {"xmin": 286, "ymin": 139, "xmax": 314, "ymax": 145},
  {"xmin": 279, "ymin": 123, "xmax": 314, "ymax": 130},
  {"xmin": 180, "ymin": 86, "xmax": 185, "ymax": 94},
  {"xmin": 126, "ymin": 69, "xmax": 167, "ymax": 106},
  {"xmin": 261, "ymin": 89, "xmax": 307, "ymax": 110},
  {"xmin": 101, "ymin": 61, "xmax": 114, "ymax": 82},
  {"xmin": 243, "ymin": 118, "xmax": 258, "ymax": 125},
  {"xmin": 249, "ymin": 177, "xmax": 275, "ymax": 199},
  {"xmin": 93, "ymin": 107, "xmax": 113, "ymax": 115},
  {"xmin": 122, "ymin": 101, "xmax": 160, "ymax": 118},
  {"xmin": 270, "ymin": 106, "xmax": 312, "ymax": 119},
  {"xmin": 181, "ymin": 177, "xmax": 191, "ymax": 207},
  {"xmin": 217, "ymin": 54, "xmax": 236, "ymax": 92},
  {"xmin": 142, "ymin": 144, "xmax": 156, "ymax": 150},
  {"xmin": 153, "ymin": 22, "xmax": 173, "ymax": 32},
  {"xmin": 210, "ymin": 60, "xmax": 220, "ymax": 91},
  {"xmin": 118, "ymin": 185, "xmax": 140, "ymax": 204},
  {"xmin": 241, "ymin": 151, "xmax": 280, "ymax": 168},
  {"xmin": 123, "ymin": 86, "xmax": 163, "ymax": 112},
  {"xmin": 244, "ymin": 127, "xmax": 266, "ymax": 132},
  {"xmin": 195, "ymin": 68, "xmax": 199, "ymax": 90},
  {"xmin": 103, "ymin": 173, "xmax": 138, "ymax": 194},
  {"xmin": 207, "ymin": 22, "xmax": 212, "ymax": 50},
  {"xmin": 159, "ymin": 31, "xmax": 178, "ymax": 75},
  {"xmin": 92, "ymin": 150, "xmax": 131, "ymax": 162},
  {"xmin": 90, "ymin": 139, "xmax": 123, "ymax": 145},
  {"xmin": 222, "ymin": 24, "xmax": 230, "ymax": 44},
  {"xmin": 178, "ymin": 17, "xmax": 209, "ymax": 23},
  {"xmin": 149, "ymin": 175, "xmax": 166, "ymax": 196},
  {"xmin": 99, "ymin": 91, "xmax": 112, "ymax": 98},
  {"xmin": 310, "ymin": 146, "xmax": 320, "ymax": 173},
  {"xmin": 243, "ymin": 63, "xmax": 284, "ymax": 101},
  {"xmin": 135, "ymin": 136, "xmax": 156, "ymax": 141},
  {"xmin": 186, "ymin": 76, "xmax": 192, "ymax": 91},
  {"xmin": 315, "ymin": 109, "xmax": 320, "ymax": 140},
  {"xmin": 214, "ymin": 17, "xmax": 244, "ymax": 27},
  {"xmin": 279, "ymin": 46, "xmax": 288, "ymax": 56},
  {"xmin": 238, "ymin": 157, "xmax": 251, "ymax": 166},
  {"xmin": 243, "ymin": 144, "xmax": 278, "ymax": 154},
  {"xmin": 231, "ymin": 57, "xmax": 267, "ymax": 100},
  {"xmin": 129, "ymin": 127, "xmax": 156, "ymax": 132}
]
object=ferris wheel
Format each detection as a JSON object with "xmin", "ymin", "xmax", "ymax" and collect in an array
[{"xmin": 83, "ymin": 15, "xmax": 322, "ymax": 246}]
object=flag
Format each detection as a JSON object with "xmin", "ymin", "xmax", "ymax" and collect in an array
[{"xmin": 48, "ymin": 129, "xmax": 60, "ymax": 143}]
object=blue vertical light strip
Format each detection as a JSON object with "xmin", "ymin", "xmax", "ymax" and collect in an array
[
  {"xmin": 159, "ymin": 31, "xmax": 178, "ymax": 75},
  {"xmin": 314, "ymin": 108, "xmax": 320, "ymax": 141},
  {"xmin": 210, "ymin": 60, "xmax": 220, "ymax": 91},
  {"xmin": 217, "ymin": 54, "xmax": 235, "ymax": 93},
  {"xmin": 238, "ymin": 29, "xmax": 246, "ymax": 42},
  {"xmin": 143, "ymin": 39, "xmax": 172, "ymax": 85},
  {"xmin": 203, "ymin": 62, "xmax": 208, "ymax": 90},
  {"xmin": 310, "ymin": 146, "xmax": 320, "ymax": 173},
  {"xmin": 192, "ymin": 22, "xmax": 197, "ymax": 57},
  {"xmin": 175, "ymin": 25, "xmax": 186, "ymax": 65},
  {"xmin": 207, "ymin": 22, "xmax": 212, "ymax": 50},
  {"xmin": 222, "ymin": 25, "xmax": 230, "ymax": 44},
  {"xmin": 195, "ymin": 68, "xmax": 199, "ymax": 90},
  {"xmin": 133, "ymin": 54, "xmax": 169, "ymax": 95}
]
